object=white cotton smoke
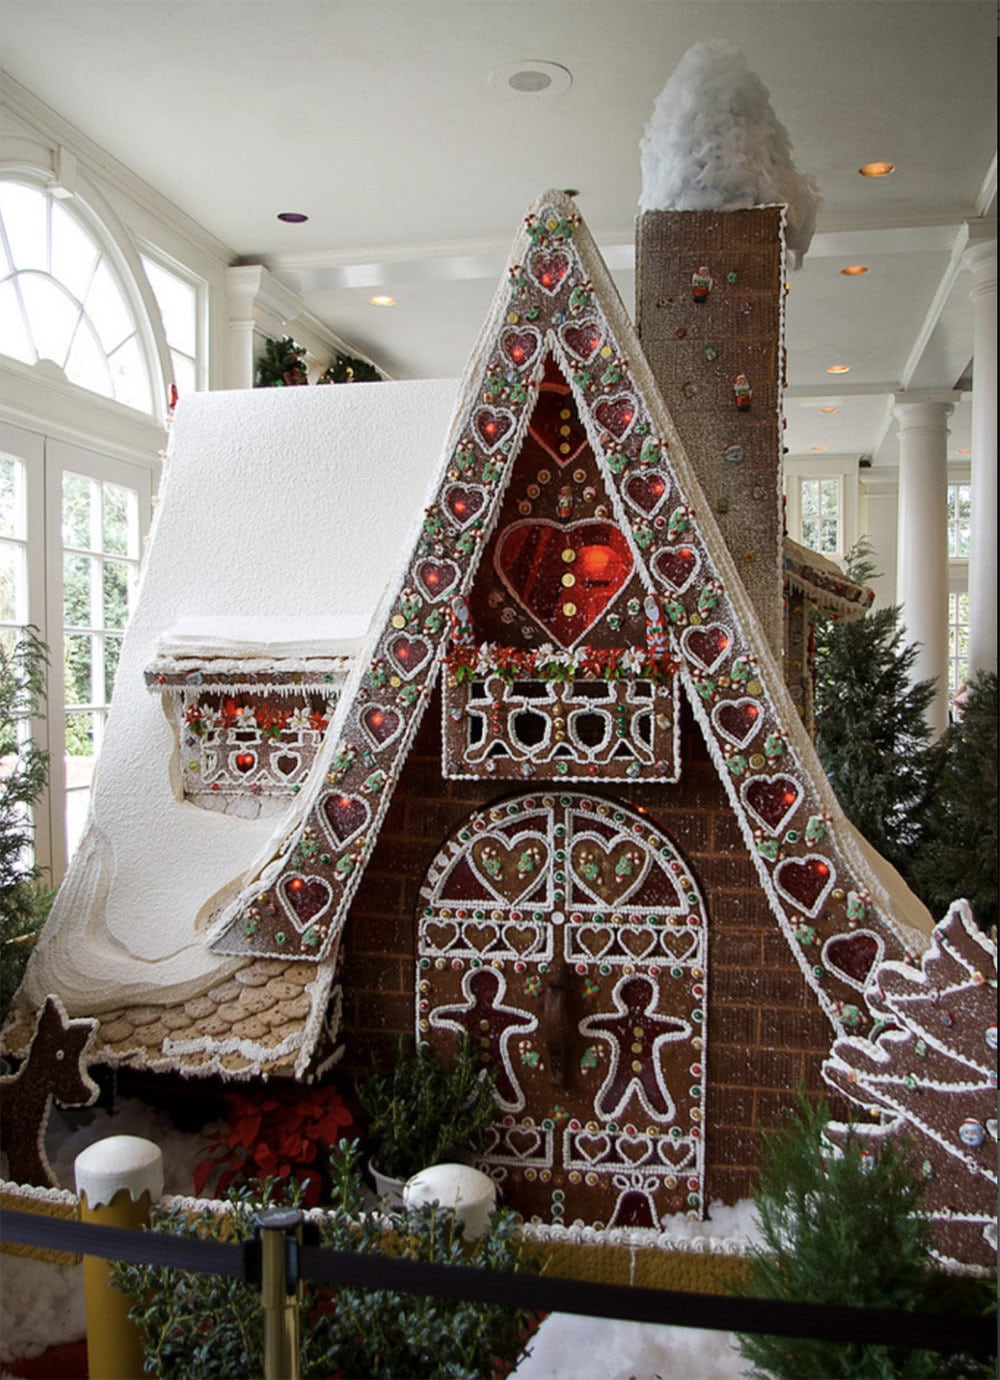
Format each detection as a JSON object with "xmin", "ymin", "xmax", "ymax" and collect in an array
[{"xmin": 639, "ymin": 41, "xmax": 821, "ymax": 266}]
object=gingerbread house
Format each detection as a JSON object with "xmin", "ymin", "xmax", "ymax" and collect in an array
[{"xmin": 9, "ymin": 191, "xmax": 943, "ymax": 1243}]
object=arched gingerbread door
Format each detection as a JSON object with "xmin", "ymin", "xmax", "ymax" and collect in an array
[{"xmin": 417, "ymin": 791, "xmax": 709, "ymax": 1233}]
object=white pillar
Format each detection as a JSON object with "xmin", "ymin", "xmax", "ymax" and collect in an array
[
  {"xmin": 858, "ymin": 469, "xmax": 898, "ymax": 610},
  {"xmin": 961, "ymin": 230, "xmax": 998, "ymax": 677},
  {"xmin": 225, "ymin": 265, "xmax": 303, "ymax": 389},
  {"xmin": 894, "ymin": 395, "xmax": 957, "ymax": 737}
]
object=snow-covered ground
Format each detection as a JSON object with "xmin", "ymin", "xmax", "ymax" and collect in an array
[{"xmin": 2, "ymin": 1101, "xmax": 755, "ymax": 1377}]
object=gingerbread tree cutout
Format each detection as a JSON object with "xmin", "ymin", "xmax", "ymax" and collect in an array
[
  {"xmin": 823, "ymin": 901, "xmax": 997, "ymax": 1271},
  {"xmin": 0, "ymin": 994, "xmax": 100, "ymax": 1186}
]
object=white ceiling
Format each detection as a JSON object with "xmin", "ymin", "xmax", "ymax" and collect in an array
[{"xmin": 1, "ymin": 1, "xmax": 995, "ymax": 465}]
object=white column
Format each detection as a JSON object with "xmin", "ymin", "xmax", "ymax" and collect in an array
[
  {"xmin": 961, "ymin": 230, "xmax": 998, "ymax": 677},
  {"xmin": 225, "ymin": 265, "xmax": 303, "ymax": 389},
  {"xmin": 858, "ymin": 469, "xmax": 898, "ymax": 610},
  {"xmin": 894, "ymin": 395, "xmax": 957, "ymax": 737}
]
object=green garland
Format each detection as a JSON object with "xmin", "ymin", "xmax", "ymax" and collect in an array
[
  {"xmin": 255, "ymin": 338, "xmax": 383, "ymax": 388},
  {"xmin": 317, "ymin": 352, "xmax": 383, "ymax": 384}
]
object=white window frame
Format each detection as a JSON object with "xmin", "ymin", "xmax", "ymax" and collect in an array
[
  {"xmin": 783, "ymin": 455, "xmax": 860, "ymax": 563},
  {"xmin": 2, "ymin": 420, "xmax": 152, "ymax": 883}
]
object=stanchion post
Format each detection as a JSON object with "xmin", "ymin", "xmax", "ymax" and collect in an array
[
  {"xmin": 256, "ymin": 1207, "xmax": 303, "ymax": 1380},
  {"xmin": 74, "ymin": 1135, "xmax": 164, "ymax": 1380}
]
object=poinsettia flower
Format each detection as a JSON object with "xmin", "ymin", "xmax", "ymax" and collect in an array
[{"xmin": 288, "ymin": 707, "xmax": 310, "ymax": 731}]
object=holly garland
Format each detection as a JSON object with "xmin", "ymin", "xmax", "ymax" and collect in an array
[
  {"xmin": 255, "ymin": 338, "xmax": 384, "ymax": 388},
  {"xmin": 211, "ymin": 192, "xmax": 922, "ymax": 1042},
  {"xmin": 317, "ymin": 353, "xmax": 384, "ymax": 384}
]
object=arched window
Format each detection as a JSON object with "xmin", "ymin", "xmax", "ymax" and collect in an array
[{"xmin": 0, "ymin": 177, "xmax": 158, "ymax": 415}]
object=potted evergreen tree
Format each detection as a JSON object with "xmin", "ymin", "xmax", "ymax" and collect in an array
[{"xmin": 356, "ymin": 1036, "xmax": 497, "ymax": 1204}]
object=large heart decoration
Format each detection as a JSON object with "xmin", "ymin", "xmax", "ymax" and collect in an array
[
  {"xmin": 360, "ymin": 703, "xmax": 403, "ymax": 749},
  {"xmin": 569, "ymin": 836, "xmax": 650, "ymax": 907},
  {"xmin": 531, "ymin": 250, "xmax": 570, "ymax": 294},
  {"xmin": 742, "ymin": 775, "xmax": 802, "ymax": 835},
  {"xmin": 653, "ymin": 544, "xmax": 701, "ymax": 594},
  {"xmin": 321, "ymin": 792, "xmax": 370, "ymax": 847},
  {"xmin": 473, "ymin": 406, "xmax": 516, "ymax": 453},
  {"xmin": 414, "ymin": 558, "xmax": 460, "ymax": 603},
  {"xmin": 496, "ymin": 518, "xmax": 634, "ymax": 648},
  {"xmin": 774, "ymin": 855, "xmax": 836, "ymax": 917},
  {"xmin": 443, "ymin": 484, "xmax": 487, "ymax": 529},
  {"xmin": 713, "ymin": 698, "xmax": 763, "ymax": 750},
  {"xmin": 593, "ymin": 393, "xmax": 639, "ymax": 440},
  {"xmin": 561, "ymin": 318, "xmax": 604, "ymax": 363},
  {"xmin": 624, "ymin": 471, "xmax": 670, "ymax": 517},
  {"xmin": 386, "ymin": 633, "xmax": 431, "ymax": 680},
  {"xmin": 470, "ymin": 833, "xmax": 550, "ymax": 904},
  {"xmin": 278, "ymin": 873, "xmax": 334, "ymax": 932},
  {"xmin": 822, "ymin": 930, "xmax": 884, "ymax": 990},
  {"xmin": 682, "ymin": 624, "xmax": 732, "ymax": 674},
  {"xmin": 499, "ymin": 326, "xmax": 541, "ymax": 370}
]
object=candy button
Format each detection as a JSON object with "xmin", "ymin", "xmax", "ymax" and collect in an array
[
  {"xmin": 562, "ymin": 548, "xmax": 576, "ymax": 563},
  {"xmin": 391, "ymin": 614, "xmax": 406, "ymax": 629},
  {"xmin": 560, "ymin": 408, "xmax": 571, "ymax": 420},
  {"xmin": 561, "ymin": 573, "xmax": 576, "ymax": 587},
  {"xmin": 559, "ymin": 443, "xmax": 571, "ymax": 454},
  {"xmin": 562, "ymin": 602, "xmax": 577, "ymax": 616},
  {"xmin": 631, "ymin": 1060, "xmax": 642, "ymax": 1072}
]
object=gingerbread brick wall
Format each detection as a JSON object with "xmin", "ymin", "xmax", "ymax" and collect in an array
[{"xmin": 338, "ymin": 684, "xmax": 839, "ymax": 1204}]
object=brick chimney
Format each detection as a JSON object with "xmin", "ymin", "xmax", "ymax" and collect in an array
[{"xmin": 635, "ymin": 208, "xmax": 785, "ymax": 657}]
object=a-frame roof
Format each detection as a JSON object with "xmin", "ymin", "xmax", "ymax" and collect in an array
[{"xmin": 204, "ymin": 190, "xmax": 931, "ymax": 1071}]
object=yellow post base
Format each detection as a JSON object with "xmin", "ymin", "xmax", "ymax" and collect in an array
[{"xmin": 80, "ymin": 1187, "xmax": 152, "ymax": 1380}]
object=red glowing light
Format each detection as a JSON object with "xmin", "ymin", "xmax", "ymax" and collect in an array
[
  {"xmin": 651, "ymin": 478, "xmax": 665, "ymax": 495},
  {"xmin": 484, "ymin": 421, "xmax": 497, "ymax": 436},
  {"xmin": 578, "ymin": 544, "xmax": 622, "ymax": 582},
  {"xmin": 783, "ymin": 791, "xmax": 797, "ymax": 805},
  {"xmin": 453, "ymin": 499, "xmax": 467, "ymax": 514},
  {"xmin": 397, "ymin": 644, "xmax": 410, "ymax": 658},
  {"xmin": 679, "ymin": 547, "xmax": 692, "ymax": 559},
  {"xmin": 339, "ymin": 796, "xmax": 351, "ymax": 809},
  {"xmin": 815, "ymin": 862, "xmax": 830, "ymax": 876},
  {"xmin": 512, "ymin": 346, "xmax": 525, "ymax": 362},
  {"xmin": 748, "ymin": 706, "xmax": 759, "ymax": 718},
  {"xmin": 426, "ymin": 570, "xmax": 439, "ymax": 585},
  {"xmin": 289, "ymin": 878, "xmax": 304, "ymax": 892},
  {"xmin": 371, "ymin": 711, "xmax": 384, "ymax": 726},
  {"xmin": 540, "ymin": 273, "xmax": 554, "ymax": 287}
]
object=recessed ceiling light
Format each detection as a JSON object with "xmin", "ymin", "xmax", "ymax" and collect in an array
[
  {"xmin": 826, "ymin": 364, "xmax": 850, "ymax": 374},
  {"xmin": 277, "ymin": 211, "xmax": 308, "ymax": 223},
  {"xmin": 840, "ymin": 265, "xmax": 869, "ymax": 276},
  {"xmin": 859, "ymin": 161, "xmax": 894, "ymax": 178},
  {"xmin": 819, "ymin": 406, "xmax": 839, "ymax": 414},
  {"xmin": 562, "ymin": 188, "xmax": 580, "ymax": 198},
  {"xmin": 369, "ymin": 295, "xmax": 396, "ymax": 307},
  {"xmin": 489, "ymin": 60, "xmax": 573, "ymax": 98},
  {"xmin": 812, "ymin": 445, "xmax": 829, "ymax": 452},
  {"xmin": 957, "ymin": 448, "xmax": 971, "ymax": 455}
]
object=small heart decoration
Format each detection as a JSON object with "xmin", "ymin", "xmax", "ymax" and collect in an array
[
  {"xmin": 361, "ymin": 704, "xmax": 402, "ymax": 749},
  {"xmin": 570, "ymin": 836, "xmax": 650, "ymax": 907},
  {"xmin": 624, "ymin": 471, "xmax": 669, "ymax": 516},
  {"xmin": 505, "ymin": 922, "xmax": 542, "ymax": 956},
  {"xmin": 414, "ymin": 558, "xmax": 460, "ymax": 603},
  {"xmin": 505, "ymin": 1126, "xmax": 543, "ymax": 1158},
  {"xmin": 713, "ymin": 698, "xmax": 763, "ymax": 749},
  {"xmin": 659, "ymin": 928, "xmax": 699, "ymax": 963},
  {"xmin": 473, "ymin": 406, "xmax": 516, "ymax": 453},
  {"xmin": 576, "ymin": 925, "xmax": 615, "ymax": 959},
  {"xmin": 682, "ymin": 623, "xmax": 732, "ymax": 674},
  {"xmin": 653, "ymin": 545, "xmax": 700, "ymax": 594},
  {"xmin": 619, "ymin": 927, "xmax": 657, "ymax": 961},
  {"xmin": 386, "ymin": 633, "xmax": 431, "ymax": 680},
  {"xmin": 531, "ymin": 250, "xmax": 570, "ymax": 294},
  {"xmin": 561, "ymin": 319, "xmax": 604, "ymax": 362},
  {"xmin": 321, "ymin": 792, "xmax": 370, "ymax": 847},
  {"xmin": 278, "ymin": 873, "xmax": 334, "ymax": 931},
  {"xmin": 444, "ymin": 484, "xmax": 487, "ymax": 529},
  {"xmin": 233, "ymin": 751, "xmax": 256, "ymax": 774},
  {"xmin": 593, "ymin": 393, "xmax": 639, "ymax": 440},
  {"xmin": 822, "ymin": 930, "xmax": 884, "ymax": 990},
  {"xmin": 470, "ymin": 834, "xmax": 550, "ymax": 904},
  {"xmin": 617, "ymin": 1135, "xmax": 653, "ymax": 1166},
  {"xmin": 499, "ymin": 326, "xmax": 541, "ymax": 369},
  {"xmin": 575, "ymin": 1131, "xmax": 611, "ymax": 1164},
  {"xmin": 656, "ymin": 1137, "xmax": 695, "ymax": 1170},
  {"xmin": 464, "ymin": 921, "xmax": 499, "ymax": 953},
  {"xmin": 496, "ymin": 518, "xmax": 634, "ymax": 649},
  {"xmin": 423, "ymin": 919, "xmax": 460, "ymax": 952},
  {"xmin": 271, "ymin": 752, "xmax": 301, "ymax": 779},
  {"xmin": 774, "ymin": 855, "xmax": 836, "ymax": 917},
  {"xmin": 742, "ymin": 775, "xmax": 802, "ymax": 835}
]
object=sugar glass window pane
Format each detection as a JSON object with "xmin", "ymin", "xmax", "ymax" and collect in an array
[
  {"xmin": 958, "ymin": 592, "xmax": 969, "ymax": 622},
  {"xmin": 63, "ymin": 472, "xmax": 96, "ymax": 549},
  {"xmin": 102, "ymin": 484, "xmax": 130, "ymax": 557},
  {"xmin": 801, "ymin": 517, "xmax": 819, "ymax": 549},
  {"xmin": 108, "ymin": 335, "xmax": 151, "ymax": 413},
  {"xmin": 142, "ymin": 256, "xmax": 197, "ymax": 356},
  {"xmin": 820, "ymin": 518, "xmax": 839, "ymax": 552},
  {"xmin": 0, "ymin": 279, "xmax": 35, "ymax": 364},
  {"xmin": 65, "ymin": 709, "xmax": 96, "ymax": 758},
  {"xmin": 65, "ymin": 319, "xmax": 114, "ymax": 399},
  {"xmin": 102, "ymin": 559, "xmax": 130, "ymax": 629},
  {"xmin": 63, "ymin": 553, "xmax": 93, "ymax": 627},
  {"xmin": 800, "ymin": 480, "xmax": 819, "ymax": 518},
  {"xmin": 18, "ymin": 275, "xmax": 79, "ymax": 368},
  {"xmin": 51, "ymin": 203, "xmax": 99, "ymax": 302},
  {"xmin": 85, "ymin": 260, "xmax": 133, "ymax": 354},
  {"xmin": 0, "ymin": 182, "xmax": 48, "ymax": 271},
  {"xmin": 65, "ymin": 632, "xmax": 93, "ymax": 707},
  {"xmin": 820, "ymin": 479, "xmax": 840, "ymax": 514}
]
